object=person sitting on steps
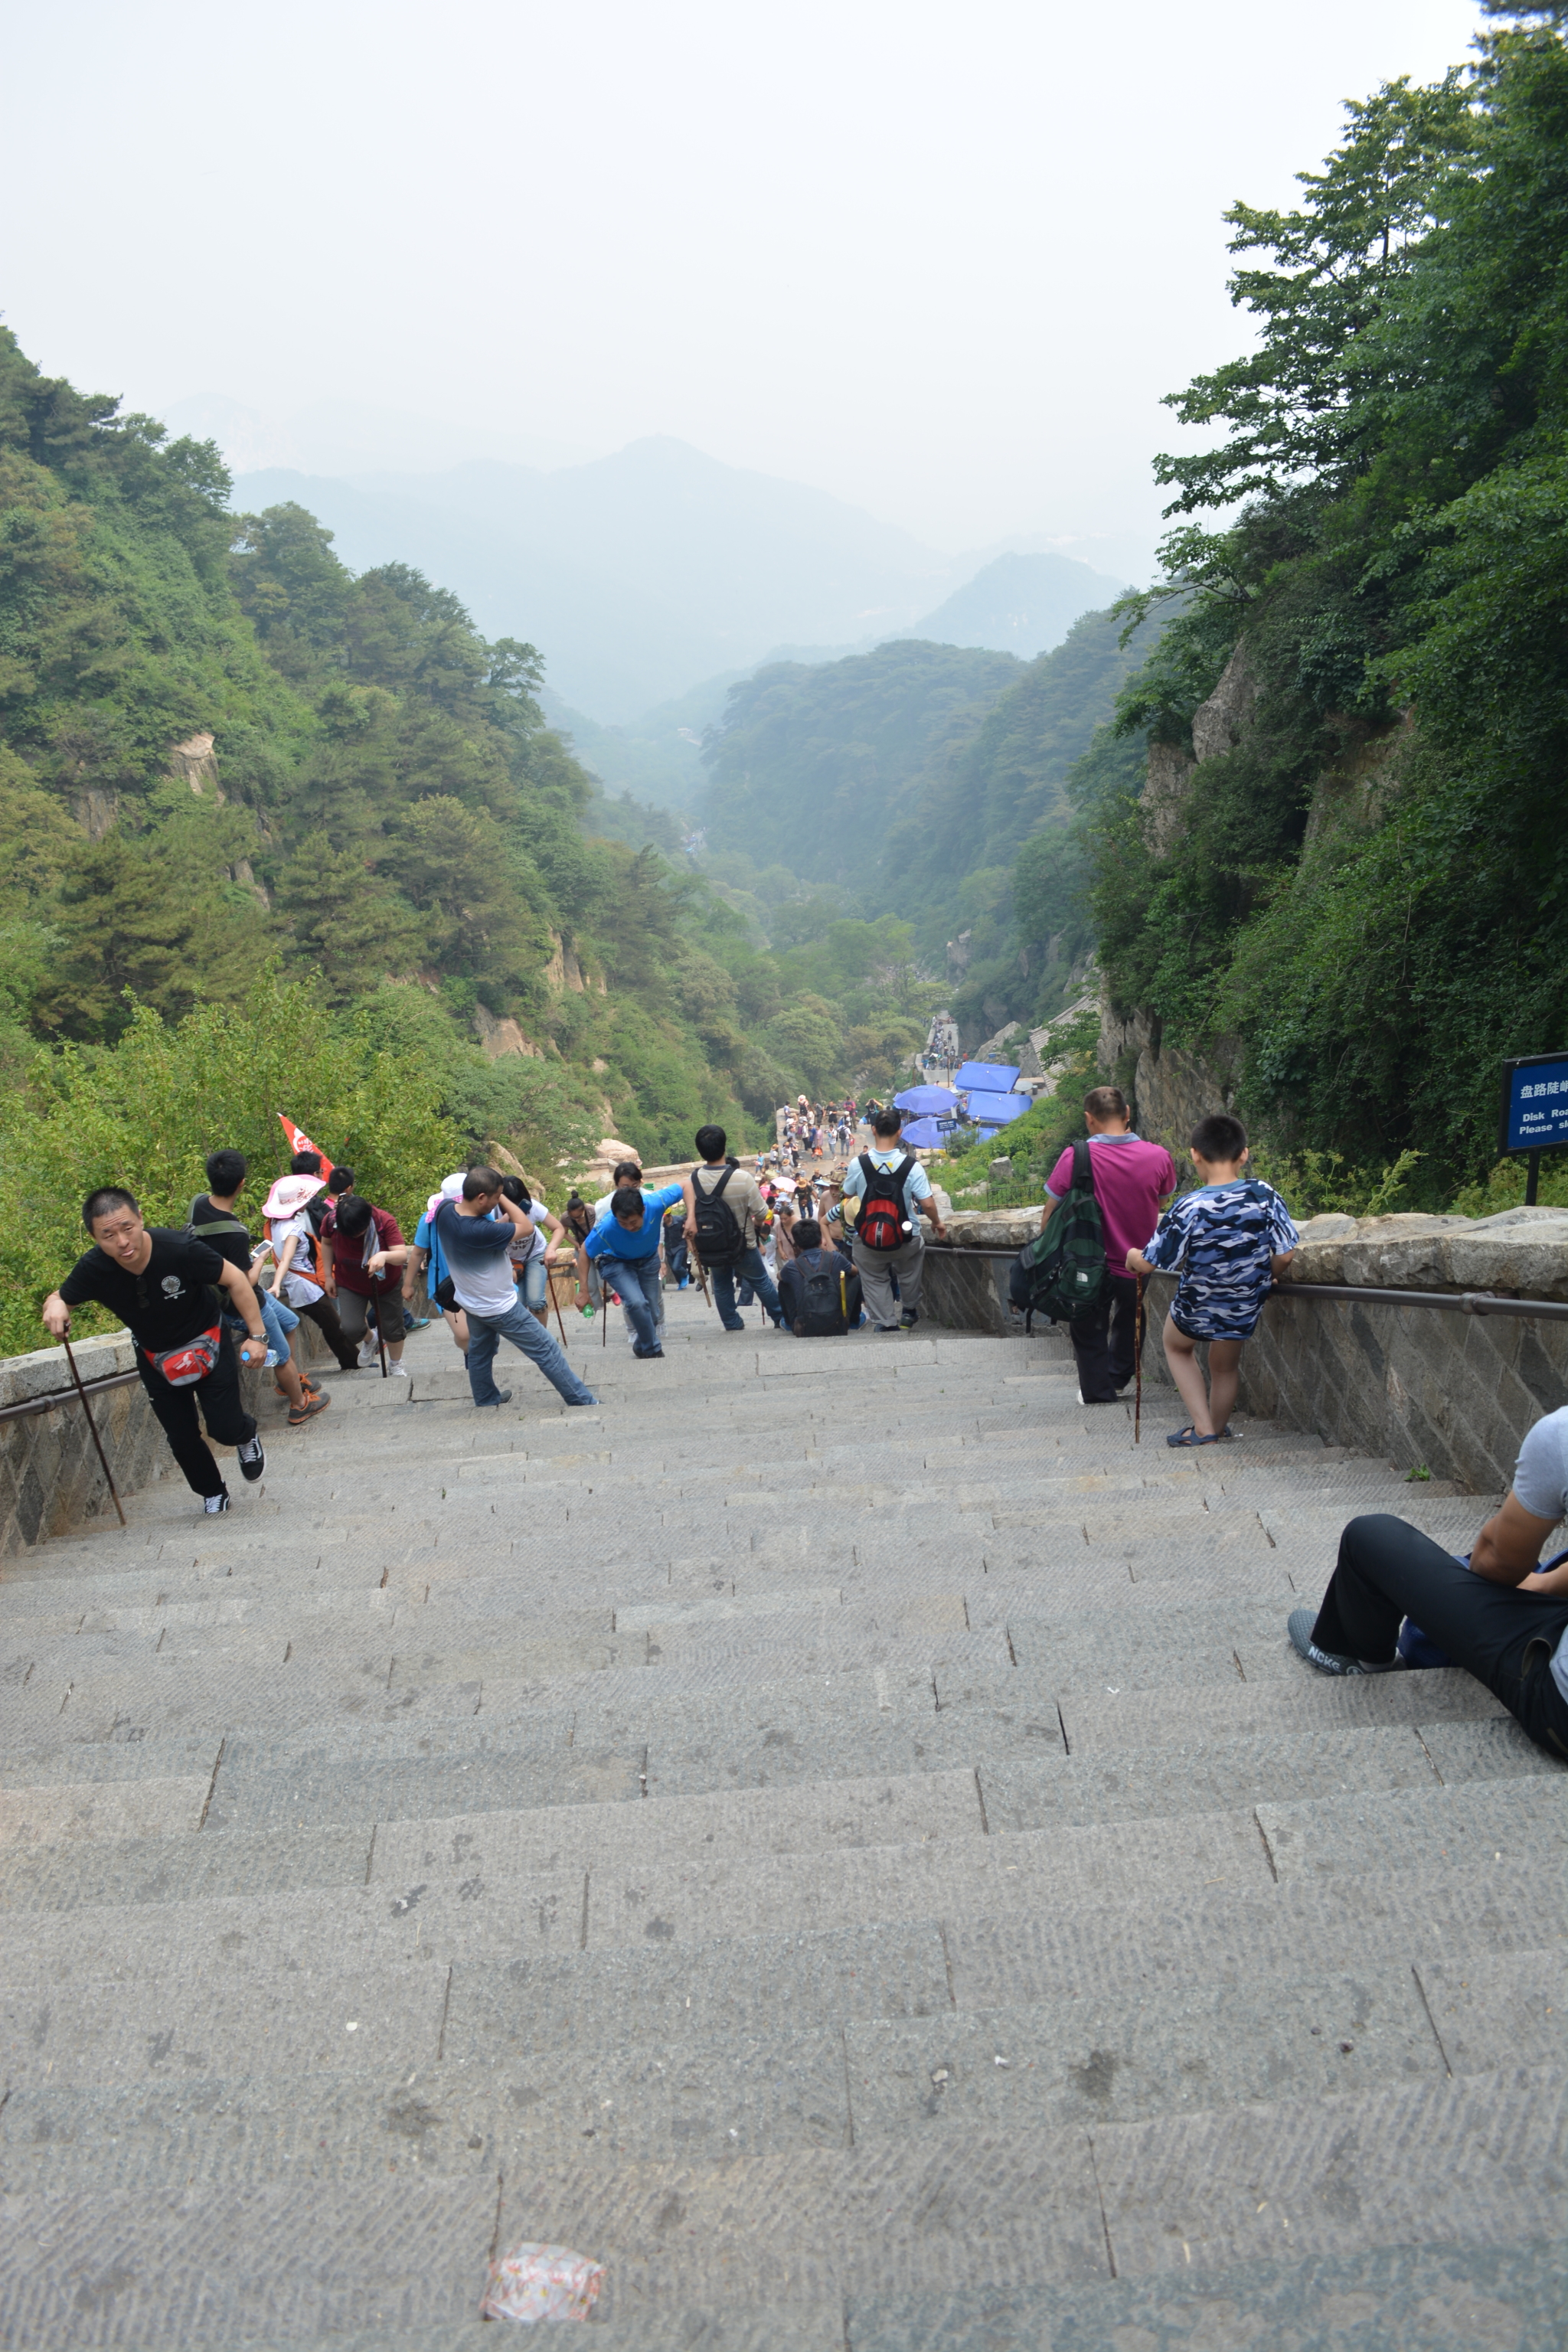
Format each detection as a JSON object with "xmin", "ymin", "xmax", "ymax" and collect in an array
[
  {"xmin": 1124, "ymin": 1111, "xmax": 1298, "ymax": 1448},
  {"xmin": 1289, "ymin": 1406, "xmax": 1568, "ymax": 1764}
]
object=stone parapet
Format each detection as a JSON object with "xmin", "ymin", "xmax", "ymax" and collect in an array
[
  {"xmin": 1290, "ymin": 1206, "xmax": 1568, "ymax": 1302},
  {"xmin": 920, "ymin": 1204, "xmax": 1568, "ymax": 1491}
]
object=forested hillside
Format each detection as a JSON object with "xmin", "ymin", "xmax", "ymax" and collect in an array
[
  {"xmin": 0, "ymin": 328, "xmax": 976, "ymax": 1342},
  {"xmin": 697, "ymin": 607, "xmax": 1155, "ymax": 1046},
  {"xmin": 1084, "ymin": 6, "xmax": 1568, "ymax": 1199}
]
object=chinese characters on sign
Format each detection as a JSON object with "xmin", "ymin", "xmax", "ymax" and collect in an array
[{"xmin": 1501, "ymin": 1055, "xmax": 1568, "ymax": 1156}]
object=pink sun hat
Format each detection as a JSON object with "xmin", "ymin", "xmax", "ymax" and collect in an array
[{"xmin": 261, "ymin": 1172, "xmax": 326, "ymax": 1220}]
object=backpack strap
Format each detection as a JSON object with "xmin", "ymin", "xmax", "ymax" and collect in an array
[
  {"xmin": 707, "ymin": 1166, "xmax": 735, "ymax": 1203},
  {"xmin": 1072, "ymin": 1137, "xmax": 1095, "ymax": 1195}
]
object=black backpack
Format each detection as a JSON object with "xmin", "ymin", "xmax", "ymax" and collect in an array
[
  {"xmin": 1011, "ymin": 1139, "xmax": 1106, "ymax": 1330},
  {"xmin": 854, "ymin": 1152, "xmax": 916, "ymax": 1252},
  {"xmin": 691, "ymin": 1165, "xmax": 744, "ymax": 1267},
  {"xmin": 792, "ymin": 1247, "xmax": 854, "ymax": 1336}
]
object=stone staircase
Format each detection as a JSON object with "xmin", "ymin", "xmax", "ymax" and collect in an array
[{"xmin": 2, "ymin": 1293, "xmax": 1564, "ymax": 2349}]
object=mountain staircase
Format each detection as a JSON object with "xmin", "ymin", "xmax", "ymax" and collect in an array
[{"xmin": 2, "ymin": 1295, "xmax": 1564, "ymax": 2347}]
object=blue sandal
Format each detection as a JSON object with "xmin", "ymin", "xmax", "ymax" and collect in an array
[{"xmin": 1166, "ymin": 1425, "xmax": 1220, "ymax": 1447}]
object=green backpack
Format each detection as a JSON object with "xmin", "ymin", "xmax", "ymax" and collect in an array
[{"xmin": 1014, "ymin": 1138, "xmax": 1106, "ymax": 1330}]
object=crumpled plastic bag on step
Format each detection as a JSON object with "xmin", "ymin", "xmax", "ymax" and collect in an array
[{"xmin": 480, "ymin": 2241, "xmax": 604, "ymax": 2324}]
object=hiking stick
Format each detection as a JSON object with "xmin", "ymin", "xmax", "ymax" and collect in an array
[
  {"xmin": 550, "ymin": 1272, "xmax": 570, "ymax": 1348},
  {"xmin": 61, "ymin": 1331, "xmax": 126, "ymax": 1529},
  {"xmin": 1134, "ymin": 1276, "xmax": 1145, "ymax": 1446},
  {"xmin": 375, "ymin": 1296, "xmax": 389, "ymax": 1380}
]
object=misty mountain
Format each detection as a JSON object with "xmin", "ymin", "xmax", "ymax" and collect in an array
[
  {"xmin": 697, "ymin": 642, "xmax": 1022, "ymax": 891},
  {"xmin": 234, "ymin": 438, "xmax": 967, "ymax": 723},
  {"xmin": 910, "ymin": 550, "xmax": 1130, "ymax": 657}
]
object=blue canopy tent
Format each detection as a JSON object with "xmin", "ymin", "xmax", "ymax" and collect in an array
[
  {"xmin": 898, "ymin": 1116, "xmax": 953, "ymax": 1149},
  {"xmin": 893, "ymin": 1084, "xmax": 962, "ymax": 1117},
  {"xmin": 969, "ymin": 1093, "xmax": 1029, "ymax": 1130},
  {"xmin": 953, "ymin": 1060, "xmax": 1021, "ymax": 1096}
]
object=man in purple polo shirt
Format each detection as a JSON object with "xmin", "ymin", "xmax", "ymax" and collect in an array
[{"xmin": 1043, "ymin": 1085, "xmax": 1177, "ymax": 1403}]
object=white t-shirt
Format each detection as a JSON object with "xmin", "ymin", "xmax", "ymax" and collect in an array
[
  {"xmin": 1508, "ymin": 1407, "xmax": 1568, "ymax": 1701},
  {"xmin": 511, "ymin": 1223, "xmax": 549, "ymax": 1265},
  {"xmin": 269, "ymin": 1212, "xmax": 323, "ymax": 1306}
]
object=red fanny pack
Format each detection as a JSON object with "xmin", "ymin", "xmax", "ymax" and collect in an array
[{"xmin": 143, "ymin": 1325, "xmax": 223, "ymax": 1387}]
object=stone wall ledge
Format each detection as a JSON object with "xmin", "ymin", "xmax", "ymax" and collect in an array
[
  {"xmin": 1290, "ymin": 1207, "xmax": 1568, "ymax": 1302},
  {"xmin": 0, "ymin": 1331, "xmax": 139, "ymax": 1410}
]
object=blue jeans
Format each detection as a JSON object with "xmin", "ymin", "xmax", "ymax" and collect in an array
[
  {"xmin": 712, "ymin": 1247, "xmax": 783, "ymax": 1331},
  {"xmin": 465, "ymin": 1296, "xmax": 598, "ymax": 1407},
  {"xmin": 598, "ymin": 1256, "xmax": 665, "ymax": 1352},
  {"xmin": 226, "ymin": 1293, "xmax": 298, "ymax": 1368},
  {"xmin": 518, "ymin": 1256, "xmax": 548, "ymax": 1315}
]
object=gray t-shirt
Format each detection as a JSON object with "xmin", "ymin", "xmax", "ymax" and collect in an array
[{"xmin": 1509, "ymin": 1406, "xmax": 1568, "ymax": 1700}]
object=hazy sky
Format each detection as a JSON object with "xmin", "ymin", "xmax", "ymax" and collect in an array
[{"xmin": 4, "ymin": 0, "xmax": 1484, "ymax": 568}]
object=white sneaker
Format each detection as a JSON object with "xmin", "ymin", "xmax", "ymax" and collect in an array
[{"xmin": 388, "ymin": 1361, "xmax": 409, "ymax": 1378}]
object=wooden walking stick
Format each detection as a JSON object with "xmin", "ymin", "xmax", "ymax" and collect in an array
[
  {"xmin": 1134, "ymin": 1274, "xmax": 1145, "ymax": 1446},
  {"xmin": 61, "ymin": 1330, "xmax": 127, "ymax": 1529}
]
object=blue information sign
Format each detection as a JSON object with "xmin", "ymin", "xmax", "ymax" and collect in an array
[{"xmin": 1499, "ymin": 1053, "xmax": 1568, "ymax": 1155}]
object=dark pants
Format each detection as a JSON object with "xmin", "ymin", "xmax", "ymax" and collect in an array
[
  {"xmin": 1071, "ymin": 1272, "xmax": 1145, "ymax": 1402},
  {"xmin": 136, "ymin": 1334, "xmax": 257, "ymax": 1500},
  {"xmin": 711, "ymin": 1248, "xmax": 783, "ymax": 1331},
  {"xmin": 296, "ymin": 1294, "xmax": 358, "ymax": 1371},
  {"xmin": 664, "ymin": 1231, "xmax": 689, "ymax": 1282},
  {"xmin": 1313, "ymin": 1514, "xmax": 1568, "ymax": 1762}
]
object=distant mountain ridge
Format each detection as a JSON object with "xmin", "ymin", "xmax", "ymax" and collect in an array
[
  {"xmin": 909, "ymin": 550, "xmax": 1131, "ymax": 657},
  {"xmin": 234, "ymin": 440, "xmax": 1131, "ymax": 727}
]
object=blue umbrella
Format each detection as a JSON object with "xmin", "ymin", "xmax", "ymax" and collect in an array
[{"xmin": 893, "ymin": 1084, "xmax": 962, "ymax": 1116}]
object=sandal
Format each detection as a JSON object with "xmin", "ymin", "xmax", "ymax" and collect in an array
[{"xmin": 1166, "ymin": 1425, "xmax": 1220, "ymax": 1448}]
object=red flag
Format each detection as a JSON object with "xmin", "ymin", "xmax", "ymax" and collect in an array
[{"xmin": 277, "ymin": 1114, "xmax": 335, "ymax": 1181}]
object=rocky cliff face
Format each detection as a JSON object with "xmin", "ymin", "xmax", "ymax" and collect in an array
[{"xmin": 1096, "ymin": 649, "xmax": 1253, "ymax": 1156}]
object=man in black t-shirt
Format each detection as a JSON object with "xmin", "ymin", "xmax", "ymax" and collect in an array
[{"xmin": 43, "ymin": 1185, "xmax": 271, "ymax": 1516}]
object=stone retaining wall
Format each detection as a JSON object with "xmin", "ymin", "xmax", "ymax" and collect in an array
[{"xmin": 922, "ymin": 1204, "xmax": 1568, "ymax": 1494}]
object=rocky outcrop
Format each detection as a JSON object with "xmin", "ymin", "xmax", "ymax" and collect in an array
[
  {"xmin": 544, "ymin": 933, "xmax": 590, "ymax": 993},
  {"xmin": 1189, "ymin": 643, "xmax": 1257, "ymax": 763},
  {"xmin": 1140, "ymin": 739, "xmax": 1196, "ymax": 857},
  {"xmin": 168, "ymin": 731, "xmax": 223, "ymax": 799},
  {"xmin": 474, "ymin": 1005, "xmax": 541, "ymax": 1060},
  {"xmin": 1098, "ymin": 996, "xmax": 1239, "ymax": 1161}
]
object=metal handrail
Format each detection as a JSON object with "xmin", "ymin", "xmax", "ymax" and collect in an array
[
  {"xmin": 926, "ymin": 1243, "xmax": 1568, "ymax": 1323},
  {"xmin": 0, "ymin": 1367, "xmax": 140, "ymax": 1427}
]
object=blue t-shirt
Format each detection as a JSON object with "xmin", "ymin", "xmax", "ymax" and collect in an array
[
  {"xmin": 582, "ymin": 1183, "xmax": 684, "ymax": 1263},
  {"xmin": 1142, "ymin": 1177, "xmax": 1298, "ymax": 1341},
  {"xmin": 413, "ymin": 1208, "xmax": 451, "ymax": 1293}
]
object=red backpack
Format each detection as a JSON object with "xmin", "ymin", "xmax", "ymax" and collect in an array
[{"xmin": 854, "ymin": 1152, "xmax": 916, "ymax": 1251}]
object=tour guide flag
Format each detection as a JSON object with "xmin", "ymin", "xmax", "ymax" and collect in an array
[{"xmin": 277, "ymin": 1115, "xmax": 335, "ymax": 1182}]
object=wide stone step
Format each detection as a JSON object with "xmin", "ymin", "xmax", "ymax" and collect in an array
[{"xmin": 12, "ymin": 1942, "xmax": 1541, "ymax": 2187}]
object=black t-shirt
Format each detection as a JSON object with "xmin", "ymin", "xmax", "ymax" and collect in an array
[
  {"xmin": 60, "ymin": 1229, "xmax": 227, "ymax": 1351},
  {"xmin": 187, "ymin": 1195, "xmax": 253, "ymax": 1275}
]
